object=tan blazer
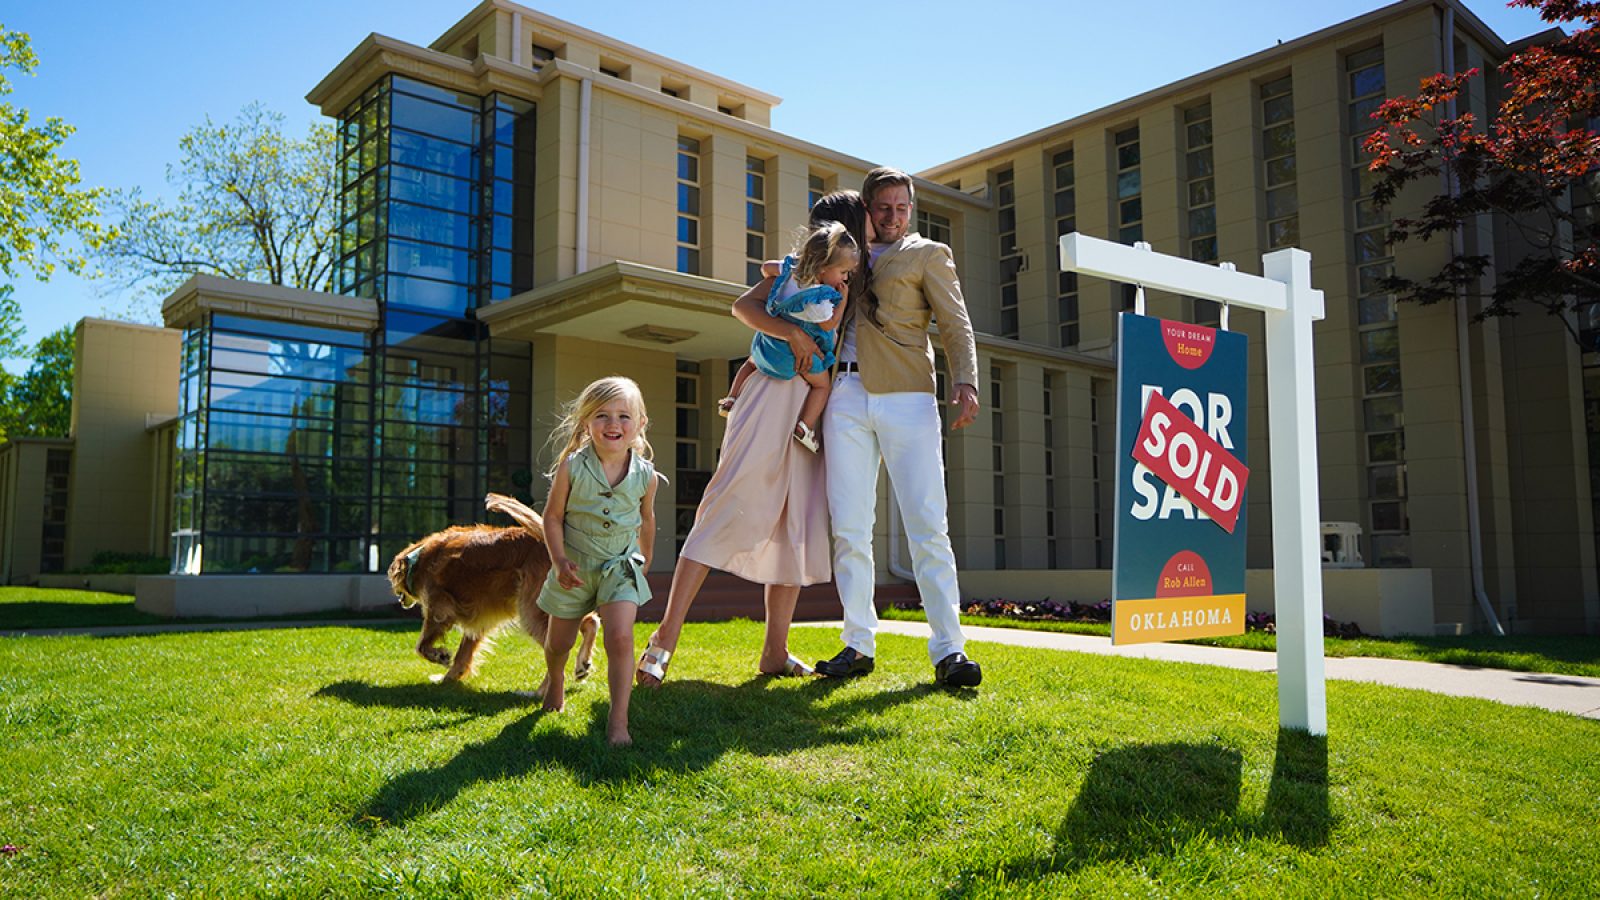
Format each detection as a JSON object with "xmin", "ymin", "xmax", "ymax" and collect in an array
[{"xmin": 851, "ymin": 233, "xmax": 980, "ymax": 395}]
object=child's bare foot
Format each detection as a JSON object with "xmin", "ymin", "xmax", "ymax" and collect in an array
[
  {"xmin": 542, "ymin": 695, "xmax": 565, "ymax": 712},
  {"xmin": 608, "ymin": 723, "xmax": 632, "ymax": 746}
]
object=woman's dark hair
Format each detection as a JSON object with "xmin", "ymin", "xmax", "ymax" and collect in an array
[{"xmin": 808, "ymin": 189, "xmax": 875, "ymax": 324}]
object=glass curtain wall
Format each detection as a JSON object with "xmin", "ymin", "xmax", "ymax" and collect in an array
[
  {"xmin": 171, "ymin": 74, "xmax": 535, "ymax": 574},
  {"xmin": 346, "ymin": 75, "xmax": 537, "ymax": 564}
]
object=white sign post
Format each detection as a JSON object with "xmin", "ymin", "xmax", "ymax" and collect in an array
[{"xmin": 1061, "ymin": 233, "xmax": 1328, "ymax": 735}]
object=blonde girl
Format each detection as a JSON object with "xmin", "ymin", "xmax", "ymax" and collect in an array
[
  {"xmin": 539, "ymin": 376, "xmax": 660, "ymax": 746},
  {"xmin": 719, "ymin": 221, "xmax": 858, "ymax": 452}
]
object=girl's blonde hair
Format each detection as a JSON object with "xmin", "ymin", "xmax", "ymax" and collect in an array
[
  {"xmin": 544, "ymin": 376, "xmax": 653, "ymax": 478},
  {"xmin": 792, "ymin": 220, "xmax": 860, "ymax": 287}
]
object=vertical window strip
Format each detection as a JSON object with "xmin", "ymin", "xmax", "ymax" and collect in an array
[
  {"xmin": 674, "ymin": 360, "xmax": 702, "ymax": 552},
  {"xmin": 676, "ymin": 136, "xmax": 701, "ymax": 275},
  {"xmin": 1115, "ymin": 126, "xmax": 1143, "ymax": 311},
  {"xmin": 1053, "ymin": 148, "xmax": 1079, "ymax": 347},
  {"xmin": 745, "ymin": 156, "xmax": 767, "ymax": 284},
  {"xmin": 1347, "ymin": 45, "xmax": 1408, "ymax": 566},
  {"xmin": 1262, "ymin": 75, "xmax": 1299, "ymax": 249},
  {"xmin": 991, "ymin": 365, "xmax": 1006, "ymax": 569},
  {"xmin": 995, "ymin": 168, "xmax": 1020, "ymax": 338},
  {"xmin": 1043, "ymin": 373, "xmax": 1057, "ymax": 568},
  {"xmin": 1185, "ymin": 103, "xmax": 1221, "ymax": 326}
]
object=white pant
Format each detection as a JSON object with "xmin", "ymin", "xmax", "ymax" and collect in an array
[{"xmin": 822, "ymin": 374, "xmax": 966, "ymax": 663}]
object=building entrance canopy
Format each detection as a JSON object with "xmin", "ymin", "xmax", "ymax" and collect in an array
[{"xmin": 477, "ymin": 261, "xmax": 758, "ymax": 360}]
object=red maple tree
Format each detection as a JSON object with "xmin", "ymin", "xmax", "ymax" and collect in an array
[{"xmin": 1365, "ymin": 0, "xmax": 1600, "ymax": 348}]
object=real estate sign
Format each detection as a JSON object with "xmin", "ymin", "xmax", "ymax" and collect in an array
[{"xmin": 1112, "ymin": 313, "xmax": 1249, "ymax": 645}]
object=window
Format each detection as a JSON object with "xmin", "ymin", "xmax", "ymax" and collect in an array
[
  {"xmin": 1052, "ymin": 148, "xmax": 1079, "ymax": 347},
  {"xmin": 917, "ymin": 209, "xmax": 952, "ymax": 245},
  {"xmin": 660, "ymin": 86, "xmax": 680, "ymax": 99},
  {"xmin": 995, "ymin": 168, "xmax": 1020, "ymax": 338},
  {"xmin": 746, "ymin": 156, "xmax": 768, "ymax": 284},
  {"xmin": 1347, "ymin": 44, "xmax": 1408, "ymax": 566},
  {"xmin": 1262, "ymin": 75, "xmax": 1298, "ymax": 249},
  {"xmin": 808, "ymin": 172, "xmax": 827, "ymax": 210},
  {"xmin": 1184, "ymin": 103, "xmax": 1221, "ymax": 326},
  {"xmin": 676, "ymin": 136, "xmax": 701, "ymax": 275},
  {"xmin": 530, "ymin": 43, "xmax": 556, "ymax": 67}
]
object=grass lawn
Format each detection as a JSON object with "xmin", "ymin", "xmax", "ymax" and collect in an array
[
  {"xmin": 1, "ymin": 620, "xmax": 1596, "ymax": 896},
  {"xmin": 882, "ymin": 607, "xmax": 1600, "ymax": 679},
  {"xmin": 0, "ymin": 586, "xmax": 410, "ymax": 631}
]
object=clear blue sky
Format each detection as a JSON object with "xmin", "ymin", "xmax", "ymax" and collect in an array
[{"xmin": 2, "ymin": 0, "xmax": 1554, "ymax": 368}]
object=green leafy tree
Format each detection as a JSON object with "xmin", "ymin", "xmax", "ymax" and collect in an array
[
  {"xmin": 99, "ymin": 103, "xmax": 339, "ymax": 317},
  {"xmin": 1365, "ymin": 0, "xmax": 1600, "ymax": 347},
  {"xmin": 0, "ymin": 323, "xmax": 73, "ymax": 438},
  {"xmin": 0, "ymin": 25, "xmax": 104, "ymax": 280}
]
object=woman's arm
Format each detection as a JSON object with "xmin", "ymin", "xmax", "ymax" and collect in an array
[
  {"xmin": 637, "ymin": 474, "xmax": 658, "ymax": 571},
  {"xmin": 541, "ymin": 462, "xmax": 581, "ymax": 588},
  {"xmin": 732, "ymin": 276, "xmax": 821, "ymax": 367}
]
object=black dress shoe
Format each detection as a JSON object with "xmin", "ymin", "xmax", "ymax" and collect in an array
[
  {"xmin": 815, "ymin": 646, "xmax": 874, "ymax": 678},
  {"xmin": 934, "ymin": 652, "xmax": 982, "ymax": 688}
]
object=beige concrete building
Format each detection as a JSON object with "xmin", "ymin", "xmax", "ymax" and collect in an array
[
  {"xmin": 0, "ymin": 319, "xmax": 179, "ymax": 584},
  {"xmin": 2, "ymin": 0, "xmax": 1595, "ymax": 635}
]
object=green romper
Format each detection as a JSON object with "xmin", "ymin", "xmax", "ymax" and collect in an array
[{"xmin": 538, "ymin": 445, "xmax": 655, "ymax": 619}]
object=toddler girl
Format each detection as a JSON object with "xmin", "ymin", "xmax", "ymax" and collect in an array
[
  {"xmin": 719, "ymin": 221, "xmax": 858, "ymax": 451},
  {"xmin": 539, "ymin": 376, "xmax": 661, "ymax": 746}
]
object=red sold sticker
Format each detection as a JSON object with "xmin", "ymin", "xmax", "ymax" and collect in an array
[{"xmin": 1132, "ymin": 391, "xmax": 1249, "ymax": 533}]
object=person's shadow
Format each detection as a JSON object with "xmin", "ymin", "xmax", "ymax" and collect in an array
[
  {"xmin": 318, "ymin": 675, "xmax": 949, "ymax": 828},
  {"xmin": 956, "ymin": 728, "xmax": 1330, "ymax": 892}
]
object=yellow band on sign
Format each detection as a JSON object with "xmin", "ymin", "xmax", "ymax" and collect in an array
[{"xmin": 1112, "ymin": 594, "xmax": 1247, "ymax": 645}]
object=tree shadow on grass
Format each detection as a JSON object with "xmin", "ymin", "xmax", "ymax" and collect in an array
[
  {"xmin": 334, "ymin": 675, "xmax": 941, "ymax": 828},
  {"xmin": 956, "ymin": 728, "xmax": 1330, "ymax": 893}
]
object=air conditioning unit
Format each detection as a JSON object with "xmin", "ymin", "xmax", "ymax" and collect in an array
[{"xmin": 1320, "ymin": 521, "xmax": 1365, "ymax": 568}]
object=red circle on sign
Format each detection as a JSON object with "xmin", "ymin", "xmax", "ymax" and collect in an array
[
  {"xmin": 1156, "ymin": 550, "xmax": 1213, "ymax": 597},
  {"xmin": 1162, "ymin": 320, "xmax": 1216, "ymax": 370}
]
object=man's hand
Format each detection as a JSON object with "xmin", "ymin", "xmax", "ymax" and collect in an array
[{"xmin": 949, "ymin": 383, "xmax": 980, "ymax": 430}]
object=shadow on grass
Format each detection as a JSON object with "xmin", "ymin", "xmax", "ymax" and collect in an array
[
  {"xmin": 959, "ymin": 729, "xmax": 1329, "ymax": 892},
  {"xmin": 1262, "ymin": 728, "xmax": 1331, "ymax": 848},
  {"xmin": 334, "ymin": 674, "xmax": 941, "ymax": 828},
  {"xmin": 315, "ymin": 679, "xmax": 534, "ymax": 716}
]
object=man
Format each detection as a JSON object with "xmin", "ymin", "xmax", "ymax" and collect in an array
[{"xmin": 733, "ymin": 167, "xmax": 982, "ymax": 687}]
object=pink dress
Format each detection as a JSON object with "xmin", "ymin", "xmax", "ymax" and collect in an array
[{"xmin": 679, "ymin": 371, "xmax": 831, "ymax": 586}]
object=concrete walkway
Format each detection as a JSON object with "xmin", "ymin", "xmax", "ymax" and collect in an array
[
  {"xmin": 798, "ymin": 619, "xmax": 1600, "ymax": 720},
  {"xmin": 0, "ymin": 618, "xmax": 408, "ymax": 639}
]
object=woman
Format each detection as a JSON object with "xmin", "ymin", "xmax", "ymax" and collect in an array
[{"xmin": 636, "ymin": 191, "xmax": 873, "ymax": 685}]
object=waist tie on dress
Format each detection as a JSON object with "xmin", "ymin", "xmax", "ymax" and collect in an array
[{"xmin": 565, "ymin": 525, "xmax": 649, "ymax": 599}]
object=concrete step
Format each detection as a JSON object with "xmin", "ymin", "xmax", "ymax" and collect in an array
[{"xmin": 637, "ymin": 572, "xmax": 919, "ymax": 622}]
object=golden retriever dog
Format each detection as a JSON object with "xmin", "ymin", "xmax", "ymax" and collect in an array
[{"xmin": 388, "ymin": 493, "xmax": 598, "ymax": 689}]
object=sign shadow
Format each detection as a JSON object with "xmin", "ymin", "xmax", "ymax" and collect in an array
[
  {"xmin": 958, "ymin": 729, "xmax": 1330, "ymax": 891},
  {"xmin": 1261, "ymin": 727, "xmax": 1331, "ymax": 848}
]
